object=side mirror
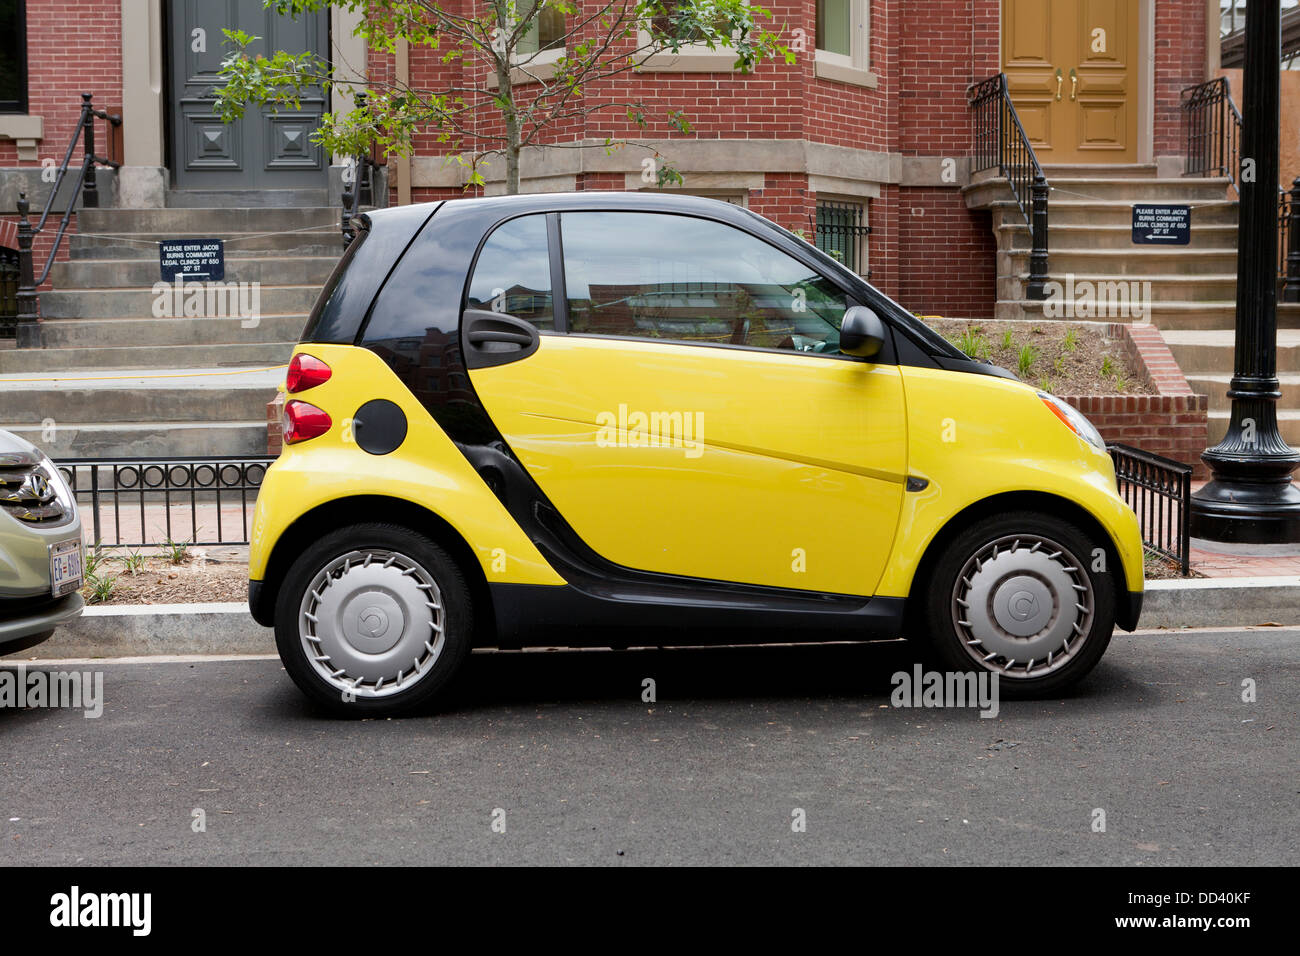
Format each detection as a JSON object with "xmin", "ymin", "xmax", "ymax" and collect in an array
[{"xmin": 839, "ymin": 305, "xmax": 886, "ymax": 359}]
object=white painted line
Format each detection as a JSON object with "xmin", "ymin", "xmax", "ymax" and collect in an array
[
  {"xmin": 81, "ymin": 601, "xmax": 254, "ymax": 616},
  {"xmin": 1146, "ymin": 575, "xmax": 1300, "ymax": 590}
]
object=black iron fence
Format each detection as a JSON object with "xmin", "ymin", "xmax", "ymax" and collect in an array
[
  {"xmin": 811, "ymin": 200, "xmax": 871, "ymax": 277},
  {"xmin": 1181, "ymin": 76, "xmax": 1242, "ymax": 189},
  {"xmin": 1108, "ymin": 443, "xmax": 1193, "ymax": 576},
  {"xmin": 967, "ymin": 72, "xmax": 1050, "ymax": 299},
  {"xmin": 1282, "ymin": 180, "xmax": 1300, "ymax": 303},
  {"xmin": 54, "ymin": 455, "xmax": 274, "ymax": 548},
  {"xmin": 0, "ymin": 246, "xmax": 17, "ymax": 338}
]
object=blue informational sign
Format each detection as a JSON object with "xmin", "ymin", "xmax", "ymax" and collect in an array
[
  {"xmin": 1132, "ymin": 205, "xmax": 1191, "ymax": 245},
  {"xmin": 160, "ymin": 238, "xmax": 225, "ymax": 281}
]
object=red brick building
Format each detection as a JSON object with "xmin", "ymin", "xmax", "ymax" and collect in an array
[{"xmin": 2, "ymin": 1, "xmax": 1215, "ymax": 320}]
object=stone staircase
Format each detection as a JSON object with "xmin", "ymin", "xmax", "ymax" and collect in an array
[
  {"xmin": 0, "ymin": 197, "xmax": 341, "ymax": 458},
  {"xmin": 965, "ymin": 163, "xmax": 1300, "ymax": 446}
]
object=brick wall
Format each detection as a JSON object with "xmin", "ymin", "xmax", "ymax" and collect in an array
[
  {"xmin": 0, "ymin": 1, "xmax": 123, "ymax": 166},
  {"xmin": 1154, "ymin": 0, "xmax": 1209, "ymax": 158},
  {"xmin": 1060, "ymin": 323, "xmax": 1210, "ymax": 478}
]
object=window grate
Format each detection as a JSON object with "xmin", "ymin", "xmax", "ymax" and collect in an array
[{"xmin": 812, "ymin": 201, "xmax": 870, "ymax": 277}]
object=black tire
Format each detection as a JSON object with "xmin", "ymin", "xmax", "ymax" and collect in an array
[
  {"xmin": 917, "ymin": 511, "xmax": 1116, "ymax": 699},
  {"xmin": 273, "ymin": 523, "xmax": 474, "ymax": 717}
]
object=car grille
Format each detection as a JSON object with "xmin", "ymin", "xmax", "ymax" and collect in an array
[{"xmin": 0, "ymin": 465, "xmax": 66, "ymax": 523}]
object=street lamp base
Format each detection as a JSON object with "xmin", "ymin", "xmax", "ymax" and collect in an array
[{"xmin": 1190, "ymin": 479, "xmax": 1300, "ymax": 544}]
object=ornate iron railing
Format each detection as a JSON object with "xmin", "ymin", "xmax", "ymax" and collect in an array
[
  {"xmin": 967, "ymin": 73, "xmax": 1050, "ymax": 298},
  {"xmin": 12, "ymin": 92, "xmax": 121, "ymax": 347},
  {"xmin": 1109, "ymin": 443, "xmax": 1193, "ymax": 576},
  {"xmin": 54, "ymin": 455, "xmax": 274, "ymax": 548},
  {"xmin": 1181, "ymin": 76, "xmax": 1243, "ymax": 192}
]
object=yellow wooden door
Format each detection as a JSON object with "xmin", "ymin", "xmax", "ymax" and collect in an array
[{"xmin": 1003, "ymin": 0, "xmax": 1139, "ymax": 164}]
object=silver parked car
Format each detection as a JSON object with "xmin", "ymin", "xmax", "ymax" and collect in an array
[{"xmin": 0, "ymin": 430, "xmax": 84, "ymax": 654}]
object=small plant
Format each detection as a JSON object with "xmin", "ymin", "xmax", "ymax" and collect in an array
[
  {"xmin": 1031, "ymin": 325, "xmax": 1044, "ymax": 335},
  {"xmin": 84, "ymin": 571, "xmax": 116, "ymax": 605},
  {"xmin": 83, "ymin": 541, "xmax": 105, "ymax": 577},
  {"xmin": 1037, "ymin": 375, "xmax": 1054, "ymax": 393},
  {"xmin": 1053, "ymin": 355, "xmax": 1066, "ymax": 375},
  {"xmin": 1062, "ymin": 327, "xmax": 1079, "ymax": 352},
  {"xmin": 1001, "ymin": 328, "xmax": 1015, "ymax": 350},
  {"xmin": 1115, "ymin": 373, "xmax": 1128, "ymax": 392},
  {"xmin": 1100, "ymin": 355, "xmax": 1116, "ymax": 378},
  {"xmin": 163, "ymin": 537, "xmax": 191, "ymax": 565},
  {"xmin": 123, "ymin": 548, "xmax": 145, "ymax": 574},
  {"xmin": 954, "ymin": 327, "xmax": 991, "ymax": 361},
  {"xmin": 1017, "ymin": 344, "xmax": 1039, "ymax": 377}
]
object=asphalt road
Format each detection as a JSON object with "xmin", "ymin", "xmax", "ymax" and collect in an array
[{"xmin": 1, "ymin": 628, "xmax": 1296, "ymax": 866}]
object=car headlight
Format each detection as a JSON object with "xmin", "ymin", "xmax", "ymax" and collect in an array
[
  {"xmin": 1037, "ymin": 391, "xmax": 1106, "ymax": 451},
  {"xmin": 34, "ymin": 457, "xmax": 77, "ymax": 514}
]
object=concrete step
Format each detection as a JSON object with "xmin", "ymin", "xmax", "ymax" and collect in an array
[
  {"xmin": 5, "ymin": 421, "xmax": 270, "ymax": 459},
  {"xmin": 1188, "ymin": 372, "xmax": 1300, "ymax": 411},
  {"xmin": 1047, "ymin": 176, "xmax": 1234, "ymax": 202},
  {"xmin": 1045, "ymin": 199, "xmax": 1239, "ymax": 228},
  {"xmin": 165, "ymin": 188, "xmax": 329, "ymax": 208},
  {"xmin": 1004, "ymin": 247, "xmax": 1240, "ymax": 275},
  {"xmin": 0, "ymin": 380, "xmax": 277, "ymax": 424},
  {"xmin": 70, "ymin": 232, "xmax": 341, "ymax": 259},
  {"xmin": 49, "ymin": 255, "xmax": 337, "ymax": 288},
  {"xmin": 1163, "ymin": 329, "xmax": 1300, "ymax": 373},
  {"xmin": 1002, "ymin": 274, "xmax": 1243, "ymax": 304},
  {"xmin": 31, "ymin": 315, "xmax": 307, "ymax": 348},
  {"xmin": 1206, "ymin": 409, "xmax": 1300, "ymax": 447},
  {"xmin": 78, "ymin": 207, "xmax": 339, "ymax": 234},
  {"xmin": 39, "ymin": 284, "xmax": 322, "ymax": 319},
  {"xmin": 997, "ymin": 222, "xmax": 1238, "ymax": 251},
  {"xmin": 0, "ymin": 341, "xmax": 295, "ymax": 372},
  {"xmin": 998, "ymin": 299, "xmax": 1300, "ymax": 329},
  {"xmin": 1040, "ymin": 164, "xmax": 1159, "ymax": 179}
]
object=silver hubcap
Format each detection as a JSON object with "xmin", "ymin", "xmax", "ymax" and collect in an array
[
  {"xmin": 299, "ymin": 549, "xmax": 445, "ymax": 699},
  {"xmin": 951, "ymin": 534, "xmax": 1094, "ymax": 679}
]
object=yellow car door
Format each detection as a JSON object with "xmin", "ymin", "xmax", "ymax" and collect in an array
[{"xmin": 466, "ymin": 210, "xmax": 907, "ymax": 597}]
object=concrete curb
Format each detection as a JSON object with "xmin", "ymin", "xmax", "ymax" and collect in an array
[
  {"xmin": 16, "ymin": 576, "xmax": 1300, "ymax": 659},
  {"xmin": 29, "ymin": 603, "xmax": 273, "ymax": 659}
]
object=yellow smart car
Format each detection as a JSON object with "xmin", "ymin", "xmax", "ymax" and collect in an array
[{"xmin": 249, "ymin": 193, "xmax": 1143, "ymax": 715}]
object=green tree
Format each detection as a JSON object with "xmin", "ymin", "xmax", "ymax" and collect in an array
[{"xmin": 215, "ymin": 0, "xmax": 792, "ymax": 194}]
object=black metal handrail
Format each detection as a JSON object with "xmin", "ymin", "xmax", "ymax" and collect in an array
[
  {"xmin": 967, "ymin": 73, "xmax": 1049, "ymax": 299},
  {"xmin": 1181, "ymin": 76, "xmax": 1242, "ymax": 192},
  {"xmin": 54, "ymin": 455, "xmax": 274, "ymax": 548},
  {"xmin": 340, "ymin": 91, "xmax": 376, "ymax": 249},
  {"xmin": 12, "ymin": 92, "xmax": 121, "ymax": 348},
  {"xmin": 1282, "ymin": 178, "xmax": 1300, "ymax": 303},
  {"xmin": 1109, "ymin": 443, "xmax": 1193, "ymax": 576}
]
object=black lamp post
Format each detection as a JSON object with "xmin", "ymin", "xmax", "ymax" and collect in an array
[{"xmin": 1191, "ymin": 0, "xmax": 1300, "ymax": 544}]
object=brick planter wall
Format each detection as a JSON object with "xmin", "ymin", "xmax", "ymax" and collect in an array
[
  {"xmin": 1058, "ymin": 323, "xmax": 1209, "ymax": 479},
  {"xmin": 267, "ymin": 392, "xmax": 285, "ymax": 457}
]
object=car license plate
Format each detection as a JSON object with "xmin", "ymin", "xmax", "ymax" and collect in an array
[{"xmin": 50, "ymin": 539, "xmax": 83, "ymax": 598}]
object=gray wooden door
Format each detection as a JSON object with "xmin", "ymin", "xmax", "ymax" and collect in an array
[{"xmin": 169, "ymin": 0, "xmax": 328, "ymax": 189}]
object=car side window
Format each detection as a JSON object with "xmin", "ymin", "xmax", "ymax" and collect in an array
[
  {"xmin": 466, "ymin": 214, "xmax": 555, "ymax": 330},
  {"xmin": 560, "ymin": 211, "xmax": 849, "ymax": 354}
]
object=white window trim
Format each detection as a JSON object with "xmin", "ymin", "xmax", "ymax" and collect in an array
[
  {"xmin": 486, "ymin": 43, "xmax": 567, "ymax": 89},
  {"xmin": 635, "ymin": 2, "xmax": 746, "ymax": 73},
  {"xmin": 814, "ymin": 0, "xmax": 876, "ymax": 87}
]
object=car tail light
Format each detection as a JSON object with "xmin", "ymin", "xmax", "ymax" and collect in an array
[
  {"xmin": 283, "ymin": 400, "xmax": 332, "ymax": 444},
  {"xmin": 286, "ymin": 353, "xmax": 332, "ymax": 393}
]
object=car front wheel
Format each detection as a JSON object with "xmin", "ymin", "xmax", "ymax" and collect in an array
[
  {"xmin": 918, "ymin": 512, "xmax": 1116, "ymax": 698},
  {"xmin": 273, "ymin": 523, "xmax": 473, "ymax": 716}
]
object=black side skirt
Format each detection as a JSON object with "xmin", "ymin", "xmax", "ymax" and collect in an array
[{"xmin": 487, "ymin": 583, "xmax": 907, "ymax": 649}]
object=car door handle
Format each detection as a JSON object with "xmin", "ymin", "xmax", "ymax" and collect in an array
[
  {"xmin": 468, "ymin": 328, "xmax": 533, "ymax": 347},
  {"xmin": 462, "ymin": 309, "xmax": 541, "ymax": 369}
]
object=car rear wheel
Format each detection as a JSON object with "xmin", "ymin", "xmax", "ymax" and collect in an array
[
  {"xmin": 918, "ymin": 512, "xmax": 1116, "ymax": 698},
  {"xmin": 274, "ymin": 523, "xmax": 473, "ymax": 716}
]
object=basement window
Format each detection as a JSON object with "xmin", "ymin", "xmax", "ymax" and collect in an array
[
  {"xmin": 814, "ymin": 200, "xmax": 869, "ymax": 277},
  {"xmin": 0, "ymin": 0, "xmax": 27, "ymax": 114}
]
